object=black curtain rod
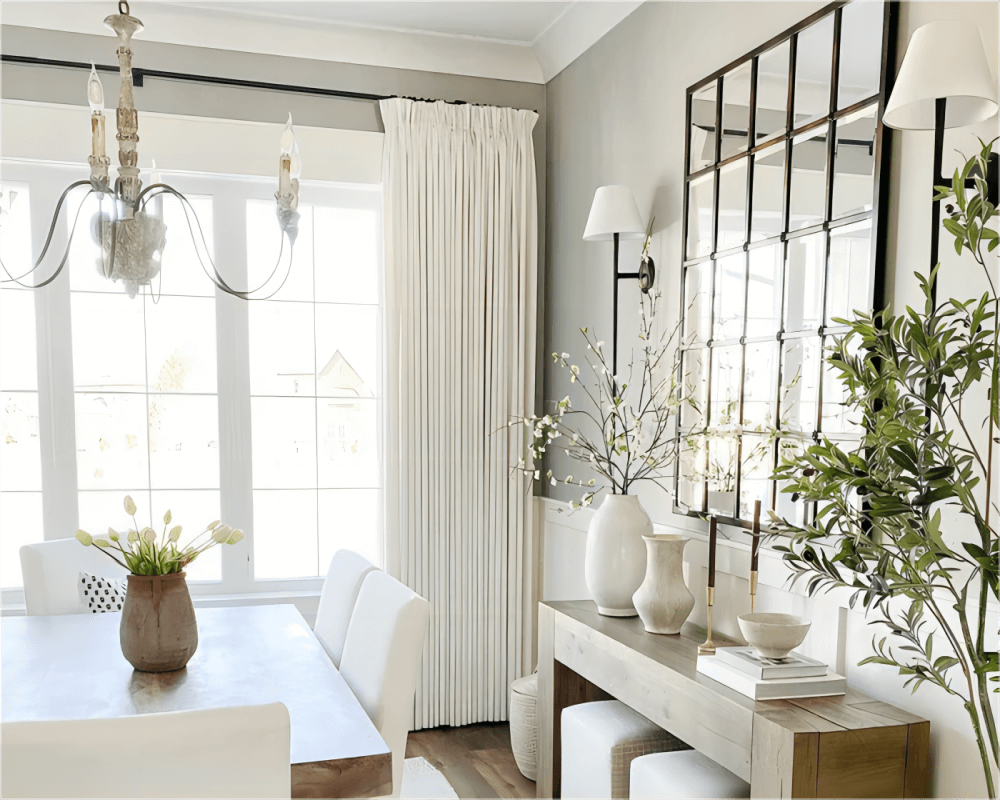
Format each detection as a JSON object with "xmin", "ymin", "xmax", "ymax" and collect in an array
[{"xmin": 1, "ymin": 54, "xmax": 532, "ymax": 111}]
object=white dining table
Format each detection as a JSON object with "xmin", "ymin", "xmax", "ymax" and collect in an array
[{"xmin": 2, "ymin": 603, "xmax": 392, "ymax": 798}]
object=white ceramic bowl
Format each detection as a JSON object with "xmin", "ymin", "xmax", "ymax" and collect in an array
[{"xmin": 737, "ymin": 613, "xmax": 811, "ymax": 659}]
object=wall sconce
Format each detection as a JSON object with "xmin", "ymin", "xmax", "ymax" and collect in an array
[
  {"xmin": 883, "ymin": 20, "xmax": 999, "ymax": 300},
  {"xmin": 583, "ymin": 185, "xmax": 648, "ymax": 375}
]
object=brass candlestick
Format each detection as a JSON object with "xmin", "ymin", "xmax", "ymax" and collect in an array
[
  {"xmin": 749, "ymin": 570, "xmax": 758, "ymax": 613},
  {"xmin": 698, "ymin": 586, "xmax": 716, "ymax": 655}
]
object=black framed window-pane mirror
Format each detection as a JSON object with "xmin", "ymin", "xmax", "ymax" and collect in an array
[{"xmin": 676, "ymin": 0, "xmax": 896, "ymax": 530}]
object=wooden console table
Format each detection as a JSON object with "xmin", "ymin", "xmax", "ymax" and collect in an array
[{"xmin": 537, "ymin": 600, "xmax": 929, "ymax": 799}]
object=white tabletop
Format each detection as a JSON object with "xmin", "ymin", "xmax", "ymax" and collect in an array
[{"xmin": 2, "ymin": 604, "xmax": 390, "ymax": 769}]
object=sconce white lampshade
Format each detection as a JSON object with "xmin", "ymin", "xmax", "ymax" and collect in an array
[
  {"xmin": 583, "ymin": 185, "xmax": 645, "ymax": 241},
  {"xmin": 883, "ymin": 20, "xmax": 998, "ymax": 130}
]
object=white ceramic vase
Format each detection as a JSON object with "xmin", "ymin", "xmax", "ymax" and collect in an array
[
  {"xmin": 632, "ymin": 535, "xmax": 695, "ymax": 634},
  {"xmin": 585, "ymin": 494, "xmax": 651, "ymax": 617}
]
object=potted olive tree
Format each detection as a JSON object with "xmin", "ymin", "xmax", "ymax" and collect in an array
[{"xmin": 770, "ymin": 139, "xmax": 998, "ymax": 796}]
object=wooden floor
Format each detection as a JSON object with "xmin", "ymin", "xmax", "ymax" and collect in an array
[{"xmin": 406, "ymin": 722, "xmax": 536, "ymax": 799}]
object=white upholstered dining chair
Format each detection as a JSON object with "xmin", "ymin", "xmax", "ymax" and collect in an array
[
  {"xmin": 1, "ymin": 702, "xmax": 291, "ymax": 798},
  {"xmin": 313, "ymin": 548, "xmax": 379, "ymax": 667},
  {"xmin": 20, "ymin": 538, "xmax": 129, "ymax": 616},
  {"xmin": 339, "ymin": 570, "xmax": 430, "ymax": 799}
]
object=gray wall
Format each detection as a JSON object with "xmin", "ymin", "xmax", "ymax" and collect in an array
[{"xmin": 1, "ymin": 23, "xmax": 549, "ymax": 403}]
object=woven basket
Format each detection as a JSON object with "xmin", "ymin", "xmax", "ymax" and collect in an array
[{"xmin": 510, "ymin": 673, "xmax": 538, "ymax": 781}]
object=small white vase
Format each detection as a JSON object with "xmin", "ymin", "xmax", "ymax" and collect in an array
[
  {"xmin": 632, "ymin": 535, "xmax": 695, "ymax": 635},
  {"xmin": 585, "ymin": 495, "xmax": 651, "ymax": 617}
]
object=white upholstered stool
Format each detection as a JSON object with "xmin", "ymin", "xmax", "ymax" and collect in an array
[
  {"xmin": 629, "ymin": 750, "xmax": 750, "ymax": 799},
  {"xmin": 561, "ymin": 700, "xmax": 689, "ymax": 799}
]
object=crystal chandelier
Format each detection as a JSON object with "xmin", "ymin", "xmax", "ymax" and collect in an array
[{"xmin": 1, "ymin": 1, "xmax": 301, "ymax": 300}]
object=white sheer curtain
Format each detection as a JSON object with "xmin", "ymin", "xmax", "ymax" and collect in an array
[{"xmin": 380, "ymin": 98, "xmax": 538, "ymax": 728}]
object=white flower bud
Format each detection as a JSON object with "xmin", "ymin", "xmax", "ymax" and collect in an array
[
  {"xmin": 76, "ymin": 530, "xmax": 93, "ymax": 546},
  {"xmin": 169, "ymin": 525, "xmax": 183, "ymax": 543},
  {"xmin": 163, "ymin": 510, "xmax": 172, "ymax": 525},
  {"xmin": 123, "ymin": 495, "xmax": 137, "ymax": 516}
]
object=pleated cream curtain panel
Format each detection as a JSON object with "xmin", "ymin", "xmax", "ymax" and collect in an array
[{"xmin": 379, "ymin": 98, "xmax": 539, "ymax": 729}]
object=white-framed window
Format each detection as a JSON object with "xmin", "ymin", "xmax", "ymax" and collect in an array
[{"xmin": 0, "ymin": 160, "xmax": 383, "ymax": 597}]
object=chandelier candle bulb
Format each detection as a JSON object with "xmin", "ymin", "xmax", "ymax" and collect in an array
[{"xmin": 87, "ymin": 62, "xmax": 110, "ymax": 184}]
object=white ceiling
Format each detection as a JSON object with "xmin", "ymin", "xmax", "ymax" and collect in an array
[
  {"xmin": 183, "ymin": 1, "xmax": 575, "ymax": 45},
  {"xmin": 1, "ymin": 1, "xmax": 641, "ymax": 83}
]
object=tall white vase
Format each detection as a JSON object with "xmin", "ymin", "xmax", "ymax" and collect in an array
[
  {"xmin": 585, "ymin": 495, "xmax": 651, "ymax": 617},
  {"xmin": 632, "ymin": 535, "xmax": 695, "ymax": 634}
]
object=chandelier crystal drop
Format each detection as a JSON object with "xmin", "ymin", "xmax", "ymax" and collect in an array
[{"xmin": 0, "ymin": 0, "xmax": 301, "ymax": 300}]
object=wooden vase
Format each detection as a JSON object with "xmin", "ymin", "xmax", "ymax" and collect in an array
[{"xmin": 120, "ymin": 572, "xmax": 198, "ymax": 672}]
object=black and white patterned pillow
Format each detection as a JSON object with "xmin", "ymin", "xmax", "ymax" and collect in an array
[{"xmin": 78, "ymin": 572, "xmax": 127, "ymax": 613}]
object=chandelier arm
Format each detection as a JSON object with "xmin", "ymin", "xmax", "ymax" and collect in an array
[
  {"xmin": 166, "ymin": 186, "xmax": 294, "ymax": 299},
  {"xmin": 1, "ymin": 187, "xmax": 96, "ymax": 289}
]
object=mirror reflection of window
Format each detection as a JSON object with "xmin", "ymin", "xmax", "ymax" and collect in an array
[
  {"xmin": 742, "ymin": 342, "xmax": 779, "ymax": 427},
  {"xmin": 746, "ymin": 244, "xmax": 783, "ymax": 337},
  {"xmin": 832, "ymin": 105, "xmax": 877, "ymax": 219},
  {"xmin": 784, "ymin": 232, "xmax": 826, "ymax": 332},
  {"xmin": 707, "ymin": 434, "xmax": 738, "ymax": 517},
  {"xmin": 755, "ymin": 40, "xmax": 790, "ymax": 144},
  {"xmin": 689, "ymin": 82, "xmax": 718, "ymax": 173},
  {"xmin": 686, "ymin": 173, "xmax": 715, "ymax": 258},
  {"xmin": 721, "ymin": 62, "xmax": 752, "ymax": 160},
  {"xmin": 713, "ymin": 254, "xmax": 747, "ymax": 342},
  {"xmin": 793, "ymin": 15, "xmax": 834, "ymax": 128},
  {"xmin": 680, "ymin": 348, "xmax": 710, "ymax": 430},
  {"xmin": 779, "ymin": 338, "xmax": 820, "ymax": 433},
  {"xmin": 677, "ymin": 436, "xmax": 706, "ymax": 512},
  {"xmin": 710, "ymin": 345, "xmax": 743, "ymax": 426},
  {"xmin": 717, "ymin": 159, "xmax": 748, "ymax": 250},
  {"xmin": 750, "ymin": 142, "xmax": 785, "ymax": 241},
  {"xmin": 827, "ymin": 220, "xmax": 872, "ymax": 324},
  {"xmin": 683, "ymin": 262, "xmax": 712, "ymax": 344},
  {"xmin": 838, "ymin": 1, "xmax": 884, "ymax": 108},
  {"xmin": 775, "ymin": 437, "xmax": 810, "ymax": 525},
  {"xmin": 789, "ymin": 124, "xmax": 829, "ymax": 231},
  {"xmin": 822, "ymin": 335, "xmax": 863, "ymax": 434},
  {"xmin": 739, "ymin": 433, "xmax": 774, "ymax": 517}
]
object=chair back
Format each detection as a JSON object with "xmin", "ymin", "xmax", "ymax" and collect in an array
[
  {"xmin": 313, "ymin": 548, "xmax": 379, "ymax": 667},
  {"xmin": 339, "ymin": 571, "xmax": 429, "ymax": 799},
  {"xmin": 20, "ymin": 538, "xmax": 129, "ymax": 616},
  {"xmin": 1, "ymin": 703, "xmax": 291, "ymax": 798}
]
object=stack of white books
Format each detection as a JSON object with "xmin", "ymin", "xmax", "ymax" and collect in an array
[{"xmin": 697, "ymin": 646, "xmax": 847, "ymax": 701}]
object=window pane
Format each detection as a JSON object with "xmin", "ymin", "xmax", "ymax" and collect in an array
[
  {"xmin": 743, "ymin": 342, "xmax": 778, "ymax": 428},
  {"xmin": 827, "ymin": 221, "xmax": 872, "ymax": 324},
  {"xmin": 686, "ymin": 174, "xmax": 715, "ymax": 259},
  {"xmin": 677, "ymin": 436, "xmax": 706, "ymax": 512},
  {"xmin": 315, "ymin": 305, "xmax": 378, "ymax": 398},
  {"xmin": 717, "ymin": 159, "xmax": 748, "ymax": 250},
  {"xmin": 71, "ymin": 293, "xmax": 146, "ymax": 392},
  {"xmin": 747, "ymin": 244, "xmax": 783, "ymax": 337},
  {"xmin": 755, "ymin": 41, "xmax": 789, "ymax": 144},
  {"xmin": 739, "ymin": 434, "xmax": 774, "ymax": 518},
  {"xmin": 710, "ymin": 345, "xmax": 742, "ymax": 427},
  {"xmin": 145, "ymin": 296, "xmax": 218, "ymax": 393},
  {"xmin": 0, "ymin": 290, "xmax": 37, "ymax": 391},
  {"xmin": 1, "ymin": 392, "xmax": 41, "ymax": 490},
  {"xmin": 158, "ymin": 195, "xmax": 215, "ymax": 297},
  {"xmin": 793, "ymin": 15, "xmax": 834, "ymax": 127},
  {"xmin": 318, "ymin": 398, "xmax": 377, "ymax": 488},
  {"xmin": 750, "ymin": 142, "xmax": 785, "ymax": 242},
  {"xmin": 75, "ymin": 393, "xmax": 151, "ymax": 490},
  {"xmin": 713, "ymin": 254, "xmax": 745, "ymax": 342},
  {"xmin": 0, "ymin": 492, "xmax": 43, "ymax": 588},
  {"xmin": 707, "ymin": 434, "xmax": 738, "ymax": 516},
  {"xmin": 246, "ymin": 201, "xmax": 313, "ymax": 301},
  {"xmin": 314, "ymin": 207, "xmax": 379, "ymax": 305},
  {"xmin": 682, "ymin": 263, "xmax": 712, "ymax": 344},
  {"xmin": 249, "ymin": 301, "xmax": 316, "ymax": 397},
  {"xmin": 0, "ymin": 183, "xmax": 32, "ymax": 276},
  {"xmin": 679, "ymin": 348, "xmax": 709, "ymax": 431},
  {"xmin": 832, "ymin": 105, "xmax": 877, "ymax": 219},
  {"xmin": 780, "ymin": 338, "xmax": 820, "ymax": 432},
  {"xmin": 789, "ymin": 124, "xmax": 829, "ymax": 231},
  {"xmin": 721, "ymin": 62, "xmax": 751, "ymax": 160},
  {"xmin": 784, "ymin": 232, "xmax": 826, "ymax": 333},
  {"xmin": 78, "ymin": 490, "xmax": 151, "ymax": 536},
  {"xmin": 253, "ymin": 489, "xmax": 318, "ymax": 580},
  {"xmin": 148, "ymin": 394, "xmax": 219, "ymax": 489},
  {"xmin": 689, "ymin": 82, "xmax": 718, "ymax": 173},
  {"xmin": 775, "ymin": 437, "xmax": 810, "ymax": 526},
  {"xmin": 251, "ymin": 397, "xmax": 317, "ymax": 489},
  {"xmin": 838, "ymin": 2, "xmax": 884, "ymax": 109},
  {"xmin": 821, "ymin": 335, "xmax": 862, "ymax": 434},
  {"xmin": 150, "ymin": 490, "xmax": 221, "ymax": 582},
  {"xmin": 319, "ymin": 488, "xmax": 380, "ymax": 571}
]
